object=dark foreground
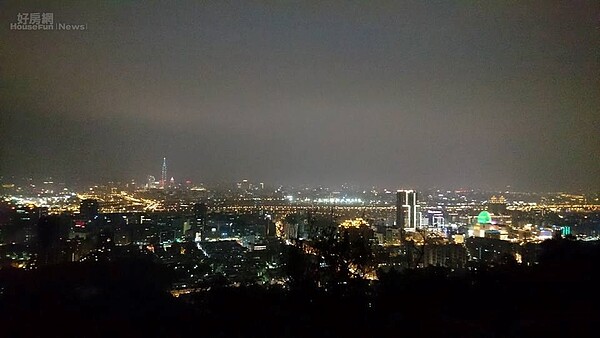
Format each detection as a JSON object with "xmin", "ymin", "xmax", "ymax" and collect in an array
[{"xmin": 1, "ymin": 240, "xmax": 599, "ymax": 337}]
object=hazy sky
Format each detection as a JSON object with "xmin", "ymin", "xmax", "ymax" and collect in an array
[{"xmin": 1, "ymin": 1, "xmax": 599, "ymax": 191}]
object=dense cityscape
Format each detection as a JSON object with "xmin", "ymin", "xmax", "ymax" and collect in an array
[
  {"xmin": 2, "ymin": 1, "xmax": 599, "ymax": 337},
  {"xmin": 1, "ymin": 159, "xmax": 600, "ymax": 335}
]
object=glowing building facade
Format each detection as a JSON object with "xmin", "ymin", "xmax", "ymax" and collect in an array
[
  {"xmin": 161, "ymin": 157, "xmax": 167, "ymax": 189},
  {"xmin": 396, "ymin": 190, "xmax": 418, "ymax": 232}
]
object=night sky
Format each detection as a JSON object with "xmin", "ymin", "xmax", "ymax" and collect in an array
[{"xmin": 1, "ymin": 1, "xmax": 598, "ymax": 191}]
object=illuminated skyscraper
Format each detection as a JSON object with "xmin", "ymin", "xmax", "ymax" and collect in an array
[
  {"xmin": 193, "ymin": 202, "xmax": 208, "ymax": 240},
  {"xmin": 146, "ymin": 175, "xmax": 156, "ymax": 189},
  {"xmin": 161, "ymin": 157, "xmax": 167, "ymax": 189},
  {"xmin": 396, "ymin": 190, "xmax": 418, "ymax": 232}
]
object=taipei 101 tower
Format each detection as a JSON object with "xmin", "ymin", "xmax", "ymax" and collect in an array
[{"xmin": 161, "ymin": 157, "xmax": 167, "ymax": 189}]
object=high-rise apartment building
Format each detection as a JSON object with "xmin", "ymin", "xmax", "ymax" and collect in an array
[{"xmin": 396, "ymin": 190, "xmax": 418, "ymax": 231}]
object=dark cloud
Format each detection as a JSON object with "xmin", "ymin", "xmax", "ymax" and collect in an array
[{"xmin": 1, "ymin": 1, "xmax": 599, "ymax": 191}]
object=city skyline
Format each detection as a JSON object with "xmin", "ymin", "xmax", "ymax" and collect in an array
[
  {"xmin": 1, "ymin": 1, "xmax": 599, "ymax": 193},
  {"xmin": 1, "ymin": 2, "xmax": 599, "ymax": 335},
  {"xmin": 0, "ymin": 162, "xmax": 597, "ymax": 194}
]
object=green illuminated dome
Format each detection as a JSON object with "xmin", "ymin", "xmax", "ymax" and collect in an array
[{"xmin": 477, "ymin": 211, "xmax": 492, "ymax": 224}]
